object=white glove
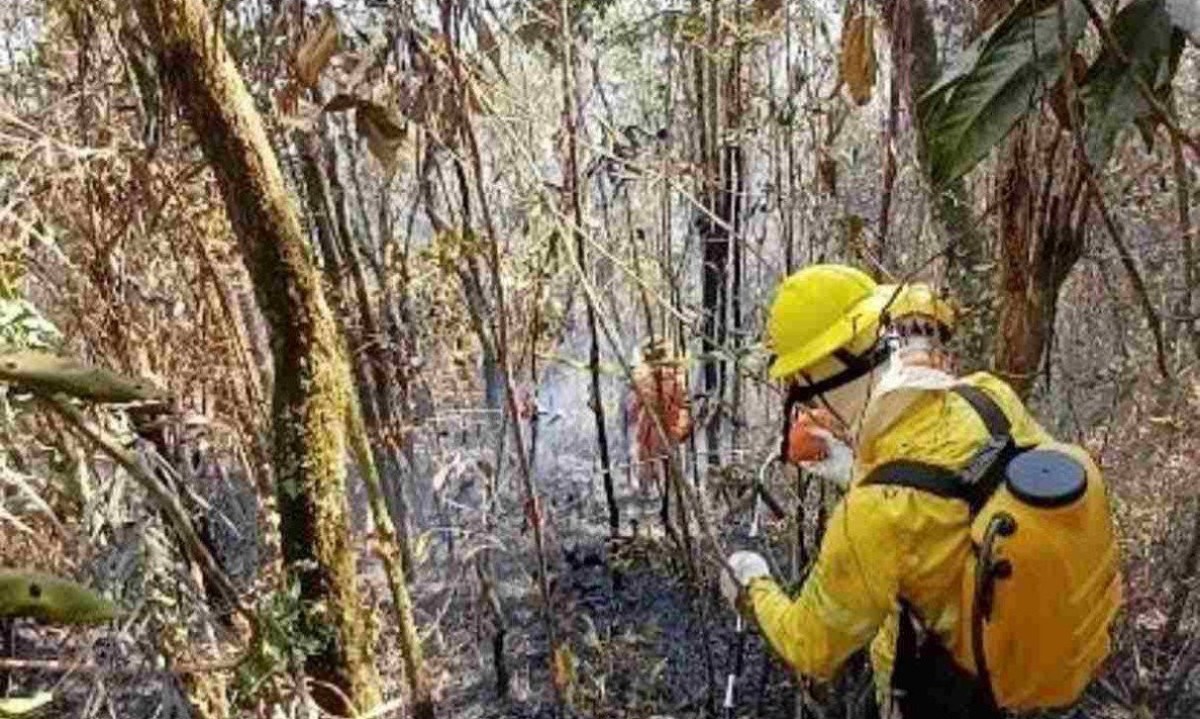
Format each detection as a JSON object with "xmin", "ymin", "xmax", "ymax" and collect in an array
[
  {"xmin": 800, "ymin": 428, "xmax": 854, "ymax": 489},
  {"xmin": 719, "ymin": 551, "xmax": 771, "ymax": 610}
]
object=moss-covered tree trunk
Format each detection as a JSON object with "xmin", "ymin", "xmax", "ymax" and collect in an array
[{"xmin": 131, "ymin": 0, "xmax": 381, "ymax": 714}]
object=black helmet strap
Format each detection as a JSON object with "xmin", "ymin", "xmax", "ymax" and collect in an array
[
  {"xmin": 779, "ymin": 342, "xmax": 892, "ymax": 460},
  {"xmin": 786, "ymin": 343, "xmax": 892, "ymax": 407}
]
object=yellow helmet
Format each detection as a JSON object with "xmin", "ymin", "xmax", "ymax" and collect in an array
[
  {"xmin": 862, "ymin": 282, "xmax": 957, "ymax": 341},
  {"xmin": 767, "ymin": 265, "xmax": 955, "ymax": 382},
  {"xmin": 767, "ymin": 264, "xmax": 877, "ymax": 381}
]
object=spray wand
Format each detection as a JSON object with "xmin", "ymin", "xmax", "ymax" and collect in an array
[{"xmin": 722, "ymin": 452, "xmax": 788, "ymax": 719}]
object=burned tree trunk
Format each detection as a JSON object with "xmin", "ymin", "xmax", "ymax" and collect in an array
[
  {"xmin": 993, "ymin": 130, "xmax": 1047, "ymax": 395},
  {"xmin": 131, "ymin": 0, "xmax": 381, "ymax": 713},
  {"xmin": 559, "ymin": 18, "xmax": 617, "ymax": 538},
  {"xmin": 699, "ymin": 0, "xmax": 728, "ymax": 471},
  {"xmin": 993, "ymin": 126, "xmax": 1086, "ymax": 397}
]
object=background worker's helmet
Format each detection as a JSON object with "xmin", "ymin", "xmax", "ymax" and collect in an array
[
  {"xmin": 867, "ymin": 283, "xmax": 957, "ymax": 341},
  {"xmin": 767, "ymin": 264, "xmax": 955, "ymax": 382},
  {"xmin": 640, "ymin": 338, "xmax": 670, "ymax": 364}
]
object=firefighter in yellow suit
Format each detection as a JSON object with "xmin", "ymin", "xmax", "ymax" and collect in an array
[{"xmin": 720, "ymin": 264, "xmax": 1119, "ymax": 717}]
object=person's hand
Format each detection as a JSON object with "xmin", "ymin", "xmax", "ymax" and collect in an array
[{"xmin": 719, "ymin": 551, "xmax": 770, "ymax": 611}]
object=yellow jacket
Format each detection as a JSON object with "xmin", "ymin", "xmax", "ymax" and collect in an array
[{"xmin": 746, "ymin": 371, "xmax": 1051, "ymax": 695}]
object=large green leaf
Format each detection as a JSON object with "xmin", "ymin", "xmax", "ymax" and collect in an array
[
  {"xmin": 1131, "ymin": 28, "xmax": 1184, "ymax": 151},
  {"xmin": 919, "ymin": 0, "xmax": 1088, "ymax": 187},
  {"xmin": 0, "ymin": 693, "xmax": 53, "ymax": 718},
  {"xmin": 1080, "ymin": 0, "xmax": 1182, "ymax": 167},
  {"xmin": 0, "ymin": 571, "xmax": 117, "ymax": 625}
]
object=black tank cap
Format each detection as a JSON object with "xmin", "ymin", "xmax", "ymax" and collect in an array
[{"xmin": 1005, "ymin": 449, "xmax": 1087, "ymax": 508}]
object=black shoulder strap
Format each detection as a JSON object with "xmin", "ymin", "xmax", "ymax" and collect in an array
[
  {"xmin": 951, "ymin": 384, "xmax": 1011, "ymax": 438},
  {"xmin": 861, "ymin": 384, "xmax": 1014, "ymax": 514},
  {"xmin": 860, "ymin": 461, "xmax": 961, "ymax": 499}
]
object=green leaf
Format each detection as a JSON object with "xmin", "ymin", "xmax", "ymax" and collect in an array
[
  {"xmin": 919, "ymin": 3, "xmax": 1036, "ymax": 103},
  {"xmin": 0, "ymin": 692, "xmax": 53, "ymax": 717},
  {"xmin": 0, "ymin": 351, "xmax": 164, "ymax": 403},
  {"xmin": 1135, "ymin": 29, "xmax": 1185, "ymax": 153},
  {"xmin": 0, "ymin": 571, "xmax": 117, "ymax": 625},
  {"xmin": 918, "ymin": 0, "xmax": 1088, "ymax": 187},
  {"xmin": 0, "ymin": 300, "xmax": 61, "ymax": 350},
  {"xmin": 1079, "ymin": 0, "xmax": 1181, "ymax": 167}
]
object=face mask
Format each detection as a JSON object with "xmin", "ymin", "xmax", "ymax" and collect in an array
[
  {"xmin": 800, "ymin": 430, "xmax": 854, "ymax": 489},
  {"xmin": 779, "ymin": 340, "xmax": 889, "ymax": 477}
]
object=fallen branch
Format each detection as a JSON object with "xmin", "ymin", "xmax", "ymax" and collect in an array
[
  {"xmin": 0, "ymin": 655, "xmax": 239, "ymax": 676},
  {"xmin": 0, "ymin": 657, "xmax": 158, "ymax": 676}
]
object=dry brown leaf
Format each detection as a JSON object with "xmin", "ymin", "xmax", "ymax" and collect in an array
[
  {"xmin": 552, "ymin": 643, "xmax": 576, "ymax": 703},
  {"xmin": 294, "ymin": 9, "xmax": 340, "ymax": 89},
  {"xmin": 818, "ymin": 152, "xmax": 838, "ymax": 196},
  {"xmin": 474, "ymin": 12, "xmax": 502, "ymax": 72},
  {"xmin": 355, "ymin": 101, "xmax": 407, "ymax": 175},
  {"xmin": 753, "ymin": 0, "xmax": 783, "ymax": 22},
  {"xmin": 839, "ymin": 15, "xmax": 876, "ymax": 106},
  {"xmin": 322, "ymin": 93, "xmax": 360, "ymax": 114}
]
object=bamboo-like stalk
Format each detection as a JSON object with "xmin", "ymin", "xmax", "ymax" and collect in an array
[
  {"xmin": 878, "ymin": 0, "xmax": 907, "ymax": 273},
  {"xmin": 438, "ymin": 0, "xmax": 560, "ymax": 706},
  {"xmin": 728, "ymin": 0, "xmax": 746, "ymax": 466},
  {"xmin": 784, "ymin": 0, "xmax": 797, "ymax": 272},
  {"xmin": 345, "ymin": 398, "xmax": 434, "ymax": 719},
  {"xmin": 324, "ymin": 127, "xmax": 417, "ymax": 578},
  {"xmin": 701, "ymin": 0, "xmax": 728, "ymax": 472}
]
